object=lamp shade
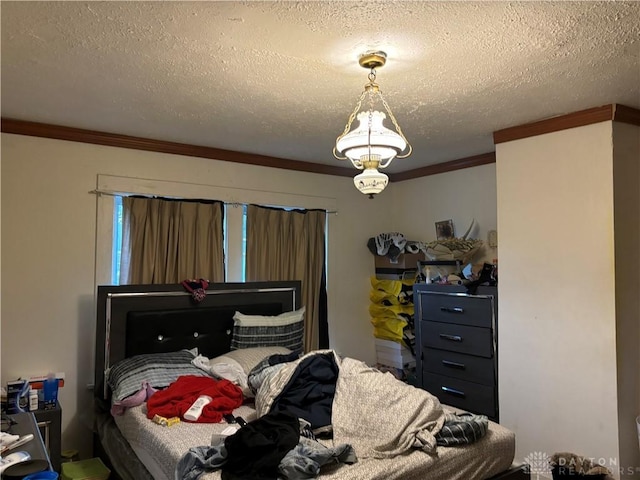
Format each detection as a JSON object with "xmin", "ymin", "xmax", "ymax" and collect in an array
[
  {"xmin": 336, "ymin": 111, "xmax": 407, "ymax": 169},
  {"xmin": 353, "ymin": 167, "xmax": 389, "ymax": 195}
]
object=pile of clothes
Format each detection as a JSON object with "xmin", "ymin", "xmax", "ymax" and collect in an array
[{"xmin": 176, "ymin": 350, "xmax": 490, "ymax": 480}]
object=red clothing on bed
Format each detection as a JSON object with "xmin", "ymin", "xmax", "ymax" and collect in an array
[{"xmin": 146, "ymin": 375, "xmax": 243, "ymax": 423}]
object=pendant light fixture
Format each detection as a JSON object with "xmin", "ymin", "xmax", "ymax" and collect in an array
[{"xmin": 334, "ymin": 51, "xmax": 412, "ymax": 197}]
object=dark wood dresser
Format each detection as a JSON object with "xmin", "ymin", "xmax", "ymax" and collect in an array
[{"xmin": 414, "ymin": 284, "xmax": 499, "ymax": 421}]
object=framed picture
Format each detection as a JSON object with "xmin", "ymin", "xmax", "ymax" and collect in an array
[{"xmin": 435, "ymin": 219, "xmax": 455, "ymax": 240}]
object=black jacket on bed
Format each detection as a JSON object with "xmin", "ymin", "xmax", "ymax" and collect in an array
[
  {"xmin": 222, "ymin": 411, "xmax": 300, "ymax": 480},
  {"xmin": 268, "ymin": 352, "xmax": 339, "ymax": 431}
]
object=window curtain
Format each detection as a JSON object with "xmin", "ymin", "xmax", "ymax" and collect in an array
[
  {"xmin": 119, "ymin": 196, "xmax": 225, "ymax": 285},
  {"xmin": 245, "ymin": 205, "xmax": 327, "ymax": 351}
]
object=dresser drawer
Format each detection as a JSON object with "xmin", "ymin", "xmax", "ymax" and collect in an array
[
  {"xmin": 419, "ymin": 293, "xmax": 494, "ymax": 328},
  {"xmin": 422, "ymin": 321, "xmax": 493, "ymax": 358},
  {"xmin": 423, "ymin": 348, "xmax": 495, "ymax": 385},
  {"xmin": 423, "ymin": 373, "xmax": 496, "ymax": 418}
]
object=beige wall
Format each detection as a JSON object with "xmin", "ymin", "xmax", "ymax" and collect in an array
[
  {"xmin": 612, "ymin": 122, "xmax": 640, "ymax": 476},
  {"xmin": 391, "ymin": 163, "xmax": 498, "ymax": 263},
  {"xmin": 496, "ymin": 122, "xmax": 626, "ymax": 476},
  {"xmin": 0, "ymin": 133, "xmax": 395, "ymax": 456}
]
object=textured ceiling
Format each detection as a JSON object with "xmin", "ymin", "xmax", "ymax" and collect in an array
[{"xmin": 2, "ymin": 1, "xmax": 639, "ymax": 173}]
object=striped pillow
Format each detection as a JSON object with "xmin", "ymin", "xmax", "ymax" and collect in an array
[
  {"xmin": 231, "ymin": 307, "xmax": 305, "ymax": 352},
  {"xmin": 106, "ymin": 349, "xmax": 209, "ymax": 402}
]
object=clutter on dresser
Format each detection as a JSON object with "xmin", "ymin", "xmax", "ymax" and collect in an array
[
  {"xmin": 6, "ymin": 380, "xmax": 30, "ymax": 414},
  {"xmin": 423, "ymin": 237, "xmax": 483, "ymax": 264},
  {"xmin": 366, "ymin": 222, "xmax": 493, "ymax": 383},
  {"xmin": 423, "ymin": 219, "xmax": 484, "ymax": 269},
  {"xmin": 5, "ymin": 374, "xmax": 64, "ymax": 414},
  {"xmin": 367, "ymin": 232, "xmax": 426, "ymax": 280},
  {"xmin": 418, "ymin": 260, "xmax": 497, "ymax": 289},
  {"xmin": 367, "ymin": 220, "xmax": 485, "ymax": 282},
  {"xmin": 1, "ymin": 431, "xmax": 35, "ymax": 454}
]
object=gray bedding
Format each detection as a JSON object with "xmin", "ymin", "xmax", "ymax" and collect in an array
[
  {"xmin": 111, "ymin": 351, "xmax": 515, "ymax": 480},
  {"xmin": 113, "ymin": 403, "xmax": 515, "ymax": 480}
]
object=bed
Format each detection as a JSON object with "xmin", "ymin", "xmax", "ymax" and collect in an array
[{"xmin": 93, "ymin": 281, "xmax": 529, "ymax": 480}]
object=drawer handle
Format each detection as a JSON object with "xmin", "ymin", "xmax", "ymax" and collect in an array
[
  {"xmin": 439, "ymin": 334, "xmax": 462, "ymax": 342},
  {"xmin": 442, "ymin": 360, "xmax": 466, "ymax": 369},
  {"xmin": 440, "ymin": 307, "xmax": 464, "ymax": 314},
  {"xmin": 441, "ymin": 386, "xmax": 466, "ymax": 398}
]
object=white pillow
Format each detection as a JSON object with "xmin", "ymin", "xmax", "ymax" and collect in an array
[
  {"xmin": 208, "ymin": 347, "xmax": 292, "ymax": 398},
  {"xmin": 208, "ymin": 356, "xmax": 247, "ymax": 387}
]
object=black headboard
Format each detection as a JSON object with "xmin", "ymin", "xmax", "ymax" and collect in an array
[{"xmin": 94, "ymin": 281, "xmax": 301, "ymax": 399}]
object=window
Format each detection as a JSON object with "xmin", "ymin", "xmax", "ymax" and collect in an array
[
  {"xmin": 111, "ymin": 199, "xmax": 250, "ymax": 285},
  {"xmin": 99, "ymin": 174, "xmax": 336, "ymax": 287},
  {"xmin": 111, "ymin": 196, "xmax": 123, "ymax": 285}
]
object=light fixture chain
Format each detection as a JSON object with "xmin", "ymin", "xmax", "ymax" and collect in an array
[
  {"xmin": 379, "ymin": 93, "xmax": 413, "ymax": 158},
  {"xmin": 367, "ymin": 90, "xmax": 374, "ymax": 161},
  {"xmin": 338, "ymin": 90, "xmax": 366, "ymax": 138}
]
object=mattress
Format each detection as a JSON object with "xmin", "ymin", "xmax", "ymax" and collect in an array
[{"xmin": 113, "ymin": 403, "xmax": 515, "ymax": 480}]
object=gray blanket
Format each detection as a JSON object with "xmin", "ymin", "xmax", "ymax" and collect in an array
[
  {"xmin": 255, "ymin": 350, "xmax": 445, "ymax": 459},
  {"xmin": 436, "ymin": 412, "xmax": 489, "ymax": 446}
]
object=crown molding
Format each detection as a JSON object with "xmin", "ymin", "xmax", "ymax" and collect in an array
[
  {"xmin": 5, "ymin": 104, "xmax": 637, "ymax": 184},
  {"xmin": 0, "ymin": 118, "xmax": 357, "ymax": 178},
  {"xmin": 388, "ymin": 152, "xmax": 496, "ymax": 182},
  {"xmin": 613, "ymin": 104, "xmax": 640, "ymax": 126},
  {"xmin": 493, "ymin": 104, "xmax": 640, "ymax": 144},
  {"xmin": 1, "ymin": 117, "xmax": 496, "ymax": 181},
  {"xmin": 493, "ymin": 105, "xmax": 614, "ymax": 144}
]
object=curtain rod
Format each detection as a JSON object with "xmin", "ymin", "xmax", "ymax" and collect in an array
[
  {"xmin": 89, "ymin": 189, "xmax": 120, "ymax": 197},
  {"xmin": 89, "ymin": 190, "xmax": 338, "ymax": 214}
]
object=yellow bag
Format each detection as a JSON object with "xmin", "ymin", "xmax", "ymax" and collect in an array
[
  {"xmin": 370, "ymin": 315, "xmax": 407, "ymax": 342},
  {"xmin": 370, "ymin": 288, "xmax": 414, "ymax": 306},
  {"xmin": 369, "ymin": 302, "xmax": 414, "ymax": 318},
  {"xmin": 370, "ymin": 288, "xmax": 401, "ymax": 305},
  {"xmin": 370, "ymin": 277, "xmax": 403, "ymax": 296}
]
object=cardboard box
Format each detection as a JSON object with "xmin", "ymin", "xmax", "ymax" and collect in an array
[
  {"xmin": 375, "ymin": 339, "xmax": 416, "ymax": 369},
  {"xmin": 28, "ymin": 372, "xmax": 65, "ymax": 390},
  {"xmin": 374, "ymin": 252, "xmax": 425, "ymax": 270}
]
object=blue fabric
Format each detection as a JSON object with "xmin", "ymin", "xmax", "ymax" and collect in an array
[
  {"xmin": 175, "ymin": 444, "xmax": 228, "ymax": 480},
  {"xmin": 278, "ymin": 437, "xmax": 357, "ymax": 479}
]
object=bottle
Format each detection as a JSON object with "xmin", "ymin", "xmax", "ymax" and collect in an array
[
  {"xmin": 29, "ymin": 388, "xmax": 38, "ymax": 411},
  {"xmin": 43, "ymin": 375, "xmax": 59, "ymax": 408},
  {"xmin": 183, "ymin": 395, "xmax": 213, "ymax": 421}
]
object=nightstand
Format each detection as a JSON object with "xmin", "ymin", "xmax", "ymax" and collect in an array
[{"xmin": 32, "ymin": 402, "xmax": 62, "ymax": 472}]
